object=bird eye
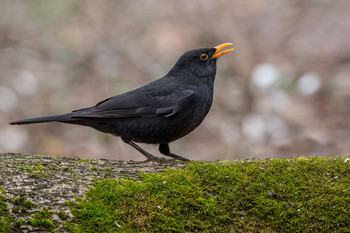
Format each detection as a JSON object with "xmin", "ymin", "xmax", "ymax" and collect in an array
[{"xmin": 200, "ymin": 53, "xmax": 209, "ymax": 61}]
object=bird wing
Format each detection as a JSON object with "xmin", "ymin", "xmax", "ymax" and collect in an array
[{"xmin": 71, "ymin": 88, "xmax": 195, "ymax": 119}]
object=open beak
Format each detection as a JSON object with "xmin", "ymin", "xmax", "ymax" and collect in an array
[{"xmin": 212, "ymin": 43, "xmax": 234, "ymax": 59}]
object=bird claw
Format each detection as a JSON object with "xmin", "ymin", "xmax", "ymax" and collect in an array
[
  {"xmin": 145, "ymin": 157, "xmax": 168, "ymax": 162},
  {"xmin": 145, "ymin": 156, "xmax": 190, "ymax": 162}
]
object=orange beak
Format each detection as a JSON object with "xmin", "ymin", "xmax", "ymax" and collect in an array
[{"xmin": 212, "ymin": 43, "xmax": 234, "ymax": 59}]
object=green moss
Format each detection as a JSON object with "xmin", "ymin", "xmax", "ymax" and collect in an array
[
  {"xmin": 0, "ymin": 188, "xmax": 13, "ymax": 233},
  {"xmin": 13, "ymin": 197, "xmax": 24, "ymax": 205},
  {"xmin": 27, "ymin": 208, "xmax": 55, "ymax": 231},
  {"xmin": 18, "ymin": 162, "xmax": 51, "ymax": 178},
  {"xmin": 91, "ymin": 167, "xmax": 98, "ymax": 171},
  {"xmin": 67, "ymin": 157, "xmax": 350, "ymax": 232},
  {"xmin": 34, "ymin": 208, "xmax": 54, "ymax": 219},
  {"xmin": 27, "ymin": 218, "xmax": 55, "ymax": 229},
  {"xmin": 10, "ymin": 201, "xmax": 57, "ymax": 232},
  {"xmin": 13, "ymin": 196, "xmax": 37, "ymax": 214},
  {"xmin": 78, "ymin": 158, "xmax": 94, "ymax": 163},
  {"xmin": 24, "ymin": 200, "xmax": 36, "ymax": 208},
  {"xmin": 57, "ymin": 211, "xmax": 67, "ymax": 220},
  {"xmin": 15, "ymin": 219, "xmax": 25, "ymax": 227}
]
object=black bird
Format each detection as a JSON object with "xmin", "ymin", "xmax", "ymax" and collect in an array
[{"xmin": 10, "ymin": 43, "xmax": 234, "ymax": 161}]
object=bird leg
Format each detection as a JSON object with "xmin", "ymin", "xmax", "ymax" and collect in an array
[
  {"xmin": 122, "ymin": 138, "xmax": 161, "ymax": 161},
  {"xmin": 159, "ymin": 143, "xmax": 190, "ymax": 161}
]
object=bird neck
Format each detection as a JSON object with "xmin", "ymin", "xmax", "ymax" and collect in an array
[{"xmin": 167, "ymin": 66, "xmax": 216, "ymax": 87}]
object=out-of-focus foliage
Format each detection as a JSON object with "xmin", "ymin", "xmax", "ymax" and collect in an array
[{"xmin": 1, "ymin": 0, "xmax": 350, "ymax": 160}]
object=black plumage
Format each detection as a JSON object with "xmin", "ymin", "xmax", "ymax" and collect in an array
[{"xmin": 10, "ymin": 43, "xmax": 234, "ymax": 161}]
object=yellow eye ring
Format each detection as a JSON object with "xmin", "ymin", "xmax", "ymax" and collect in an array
[{"xmin": 200, "ymin": 53, "xmax": 209, "ymax": 61}]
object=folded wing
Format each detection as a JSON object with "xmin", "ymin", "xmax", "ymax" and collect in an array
[{"xmin": 71, "ymin": 88, "xmax": 195, "ymax": 119}]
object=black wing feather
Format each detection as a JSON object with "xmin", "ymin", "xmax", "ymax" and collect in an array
[{"xmin": 71, "ymin": 86, "xmax": 195, "ymax": 119}]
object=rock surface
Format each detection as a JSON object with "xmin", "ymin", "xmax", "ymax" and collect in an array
[{"xmin": 0, "ymin": 153, "xmax": 187, "ymax": 232}]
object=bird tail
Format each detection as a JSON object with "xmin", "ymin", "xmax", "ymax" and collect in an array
[{"xmin": 10, "ymin": 113, "xmax": 76, "ymax": 125}]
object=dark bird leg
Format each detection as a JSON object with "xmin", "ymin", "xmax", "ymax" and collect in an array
[
  {"xmin": 122, "ymin": 138, "xmax": 160, "ymax": 161},
  {"xmin": 159, "ymin": 143, "xmax": 190, "ymax": 161}
]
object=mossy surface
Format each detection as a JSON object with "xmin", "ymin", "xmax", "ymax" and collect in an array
[
  {"xmin": 0, "ymin": 189, "xmax": 12, "ymax": 233},
  {"xmin": 26, "ymin": 208, "xmax": 55, "ymax": 230},
  {"xmin": 67, "ymin": 157, "xmax": 350, "ymax": 232},
  {"xmin": 0, "ymin": 153, "xmax": 186, "ymax": 232},
  {"xmin": 1, "ymin": 154, "xmax": 349, "ymax": 232}
]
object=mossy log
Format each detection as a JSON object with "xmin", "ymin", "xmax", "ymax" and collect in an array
[
  {"xmin": 0, "ymin": 153, "xmax": 186, "ymax": 232},
  {"xmin": 0, "ymin": 153, "xmax": 349, "ymax": 232}
]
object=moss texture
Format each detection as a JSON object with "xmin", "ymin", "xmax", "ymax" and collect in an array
[
  {"xmin": 0, "ymin": 153, "xmax": 186, "ymax": 232},
  {"xmin": 67, "ymin": 157, "xmax": 350, "ymax": 232},
  {"xmin": 0, "ymin": 189, "xmax": 12, "ymax": 233},
  {"xmin": 0, "ymin": 155, "xmax": 349, "ymax": 232}
]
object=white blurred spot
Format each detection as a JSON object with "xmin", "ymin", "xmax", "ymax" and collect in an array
[
  {"xmin": 12, "ymin": 70, "xmax": 38, "ymax": 96},
  {"xmin": 0, "ymin": 127, "xmax": 28, "ymax": 152},
  {"xmin": 297, "ymin": 72, "xmax": 321, "ymax": 96},
  {"xmin": 252, "ymin": 63, "xmax": 280, "ymax": 89},
  {"xmin": 270, "ymin": 91, "xmax": 291, "ymax": 113},
  {"xmin": 242, "ymin": 114, "xmax": 266, "ymax": 143},
  {"xmin": 266, "ymin": 116, "xmax": 290, "ymax": 145},
  {"xmin": 0, "ymin": 86, "xmax": 18, "ymax": 112},
  {"xmin": 259, "ymin": 91, "xmax": 291, "ymax": 113}
]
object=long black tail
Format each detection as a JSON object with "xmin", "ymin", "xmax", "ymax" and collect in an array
[{"xmin": 10, "ymin": 113, "xmax": 76, "ymax": 125}]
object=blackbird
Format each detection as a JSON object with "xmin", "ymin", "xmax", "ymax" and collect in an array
[{"xmin": 10, "ymin": 43, "xmax": 234, "ymax": 161}]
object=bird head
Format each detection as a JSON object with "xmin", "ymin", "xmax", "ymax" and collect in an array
[{"xmin": 168, "ymin": 43, "xmax": 234, "ymax": 81}]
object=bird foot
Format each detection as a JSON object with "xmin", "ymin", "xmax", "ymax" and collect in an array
[
  {"xmin": 122, "ymin": 139, "xmax": 190, "ymax": 162},
  {"xmin": 145, "ymin": 156, "xmax": 190, "ymax": 162},
  {"xmin": 145, "ymin": 157, "xmax": 171, "ymax": 162},
  {"xmin": 163, "ymin": 153, "xmax": 191, "ymax": 161}
]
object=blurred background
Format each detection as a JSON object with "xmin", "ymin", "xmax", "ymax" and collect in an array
[{"xmin": 1, "ymin": 0, "xmax": 350, "ymax": 161}]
